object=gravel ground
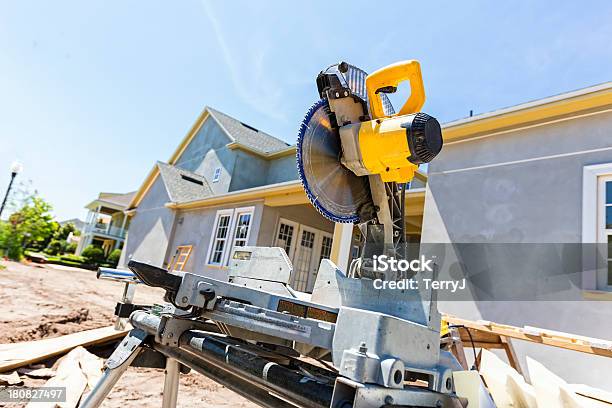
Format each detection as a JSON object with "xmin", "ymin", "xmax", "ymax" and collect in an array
[{"xmin": 0, "ymin": 260, "xmax": 257, "ymax": 408}]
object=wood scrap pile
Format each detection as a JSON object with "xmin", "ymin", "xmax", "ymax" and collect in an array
[
  {"xmin": 0, "ymin": 325, "xmax": 127, "ymax": 407},
  {"xmin": 0, "ymin": 346, "xmax": 103, "ymax": 408}
]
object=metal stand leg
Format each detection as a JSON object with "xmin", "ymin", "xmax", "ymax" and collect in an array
[
  {"xmin": 161, "ymin": 358, "xmax": 180, "ymax": 408},
  {"xmin": 80, "ymin": 329, "xmax": 146, "ymax": 408},
  {"xmin": 115, "ymin": 282, "xmax": 136, "ymax": 330}
]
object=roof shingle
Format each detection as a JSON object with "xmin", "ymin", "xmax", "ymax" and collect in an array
[
  {"xmin": 207, "ymin": 107, "xmax": 291, "ymax": 155},
  {"xmin": 156, "ymin": 162, "xmax": 214, "ymax": 203}
]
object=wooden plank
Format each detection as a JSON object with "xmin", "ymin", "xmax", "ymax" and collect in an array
[
  {"xmin": 443, "ymin": 314, "xmax": 612, "ymax": 358},
  {"xmin": 448, "ymin": 327, "xmax": 469, "ymax": 370},
  {"xmin": 0, "ymin": 326, "xmax": 127, "ymax": 372},
  {"xmin": 500, "ymin": 336, "xmax": 523, "ymax": 376}
]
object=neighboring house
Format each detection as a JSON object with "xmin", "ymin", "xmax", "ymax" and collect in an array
[
  {"xmin": 76, "ymin": 191, "xmax": 135, "ymax": 256},
  {"xmin": 123, "ymin": 107, "xmax": 338, "ymax": 292},
  {"xmin": 420, "ymin": 82, "xmax": 612, "ymax": 389},
  {"xmin": 59, "ymin": 218, "xmax": 86, "ymax": 233},
  {"xmin": 59, "ymin": 218, "xmax": 86, "ymax": 246},
  {"xmin": 123, "ymin": 106, "xmax": 431, "ymax": 291}
]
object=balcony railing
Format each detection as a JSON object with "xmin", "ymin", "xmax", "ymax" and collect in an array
[{"xmin": 85, "ymin": 224, "xmax": 127, "ymax": 239}]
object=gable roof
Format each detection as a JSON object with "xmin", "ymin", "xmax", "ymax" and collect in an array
[
  {"xmin": 86, "ymin": 191, "xmax": 136, "ymax": 212},
  {"xmin": 129, "ymin": 106, "xmax": 295, "ymax": 209},
  {"xmin": 156, "ymin": 161, "xmax": 214, "ymax": 203},
  {"xmin": 207, "ymin": 107, "xmax": 291, "ymax": 155}
]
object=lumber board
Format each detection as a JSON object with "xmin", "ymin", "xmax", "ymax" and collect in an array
[
  {"xmin": 443, "ymin": 314, "xmax": 612, "ymax": 358},
  {"xmin": 0, "ymin": 326, "xmax": 128, "ymax": 372}
]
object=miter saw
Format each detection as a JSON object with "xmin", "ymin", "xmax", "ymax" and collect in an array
[
  {"xmin": 81, "ymin": 61, "xmax": 489, "ymax": 408},
  {"xmin": 297, "ymin": 61, "xmax": 442, "ymax": 278}
]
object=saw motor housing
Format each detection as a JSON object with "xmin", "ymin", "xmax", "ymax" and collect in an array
[{"xmin": 320, "ymin": 60, "xmax": 443, "ymax": 185}]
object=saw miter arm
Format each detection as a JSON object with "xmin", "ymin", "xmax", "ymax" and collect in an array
[{"xmin": 81, "ymin": 61, "xmax": 489, "ymax": 408}]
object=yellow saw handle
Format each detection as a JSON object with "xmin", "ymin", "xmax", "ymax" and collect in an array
[{"xmin": 366, "ymin": 60, "xmax": 426, "ymax": 119}]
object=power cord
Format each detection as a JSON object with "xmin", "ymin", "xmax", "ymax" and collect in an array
[{"xmin": 448, "ymin": 324, "xmax": 479, "ymax": 370}]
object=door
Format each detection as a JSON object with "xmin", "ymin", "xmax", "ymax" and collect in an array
[
  {"xmin": 291, "ymin": 226, "xmax": 318, "ymax": 292},
  {"xmin": 273, "ymin": 219, "xmax": 299, "ymax": 259},
  {"xmin": 289, "ymin": 226, "xmax": 334, "ymax": 293},
  {"xmin": 309, "ymin": 232, "xmax": 333, "ymax": 292}
]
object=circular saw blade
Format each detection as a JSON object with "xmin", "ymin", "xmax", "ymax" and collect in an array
[{"xmin": 297, "ymin": 99, "xmax": 373, "ymax": 223}]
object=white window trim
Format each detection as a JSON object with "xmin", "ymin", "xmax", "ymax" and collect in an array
[
  {"xmin": 205, "ymin": 207, "xmax": 255, "ymax": 267},
  {"xmin": 206, "ymin": 209, "xmax": 234, "ymax": 266},
  {"xmin": 212, "ymin": 167, "xmax": 221, "ymax": 183},
  {"xmin": 225, "ymin": 206, "xmax": 255, "ymax": 265},
  {"xmin": 582, "ymin": 163, "xmax": 612, "ymax": 290}
]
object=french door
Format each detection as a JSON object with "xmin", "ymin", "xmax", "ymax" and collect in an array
[{"xmin": 274, "ymin": 219, "xmax": 333, "ymax": 293}]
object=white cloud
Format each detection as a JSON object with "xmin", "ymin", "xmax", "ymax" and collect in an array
[{"xmin": 200, "ymin": 0, "xmax": 287, "ymax": 122}]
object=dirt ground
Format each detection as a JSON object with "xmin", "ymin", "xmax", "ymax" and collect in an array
[{"xmin": 0, "ymin": 260, "xmax": 257, "ymax": 408}]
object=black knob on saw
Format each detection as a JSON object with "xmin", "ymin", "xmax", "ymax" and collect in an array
[{"xmin": 402, "ymin": 112, "xmax": 443, "ymax": 164}]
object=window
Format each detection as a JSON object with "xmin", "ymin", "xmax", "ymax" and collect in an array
[
  {"xmin": 319, "ymin": 235, "xmax": 333, "ymax": 264},
  {"xmin": 605, "ymin": 180, "xmax": 612, "ymax": 286},
  {"xmin": 208, "ymin": 211, "xmax": 232, "ymax": 265},
  {"xmin": 582, "ymin": 164, "xmax": 612, "ymax": 291},
  {"xmin": 212, "ymin": 167, "xmax": 221, "ymax": 183},
  {"xmin": 206, "ymin": 207, "xmax": 254, "ymax": 266},
  {"xmin": 229, "ymin": 210, "xmax": 253, "ymax": 254}
]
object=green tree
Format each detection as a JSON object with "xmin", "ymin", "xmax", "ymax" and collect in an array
[
  {"xmin": 53, "ymin": 223, "xmax": 76, "ymax": 241},
  {"xmin": 0, "ymin": 197, "xmax": 56, "ymax": 260},
  {"xmin": 45, "ymin": 239, "xmax": 67, "ymax": 255},
  {"xmin": 44, "ymin": 222, "xmax": 76, "ymax": 254},
  {"xmin": 107, "ymin": 248, "xmax": 122, "ymax": 267},
  {"xmin": 81, "ymin": 245, "xmax": 105, "ymax": 265},
  {"xmin": 65, "ymin": 242, "xmax": 78, "ymax": 254}
]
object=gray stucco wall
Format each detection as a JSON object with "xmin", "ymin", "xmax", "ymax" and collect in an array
[
  {"xmin": 174, "ymin": 118, "xmax": 235, "ymax": 194},
  {"xmin": 167, "ymin": 201, "xmax": 264, "ymax": 280},
  {"xmin": 228, "ymin": 150, "xmax": 270, "ymax": 191},
  {"xmin": 266, "ymin": 155, "xmax": 299, "ymax": 184},
  {"xmin": 257, "ymin": 204, "xmax": 334, "ymax": 247},
  {"xmin": 422, "ymin": 111, "xmax": 612, "ymax": 389},
  {"xmin": 122, "ymin": 177, "xmax": 176, "ymax": 268},
  {"xmin": 173, "ymin": 116, "xmax": 298, "ymax": 193}
]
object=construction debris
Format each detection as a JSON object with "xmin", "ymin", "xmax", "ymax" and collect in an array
[
  {"xmin": 25, "ymin": 346, "xmax": 103, "ymax": 408},
  {"xmin": 17, "ymin": 366, "xmax": 57, "ymax": 378},
  {"xmin": 0, "ymin": 325, "xmax": 128, "ymax": 372},
  {"xmin": 0, "ymin": 370, "xmax": 23, "ymax": 386},
  {"xmin": 474, "ymin": 349, "xmax": 612, "ymax": 408}
]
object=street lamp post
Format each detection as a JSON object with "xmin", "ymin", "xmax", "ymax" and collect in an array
[{"xmin": 0, "ymin": 161, "xmax": 23, "ymax": 218}]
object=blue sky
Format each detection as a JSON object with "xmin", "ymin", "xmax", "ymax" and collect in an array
[{"xmin": 1, "ymin": 1, "xmax": 611, "ymax": 221}]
